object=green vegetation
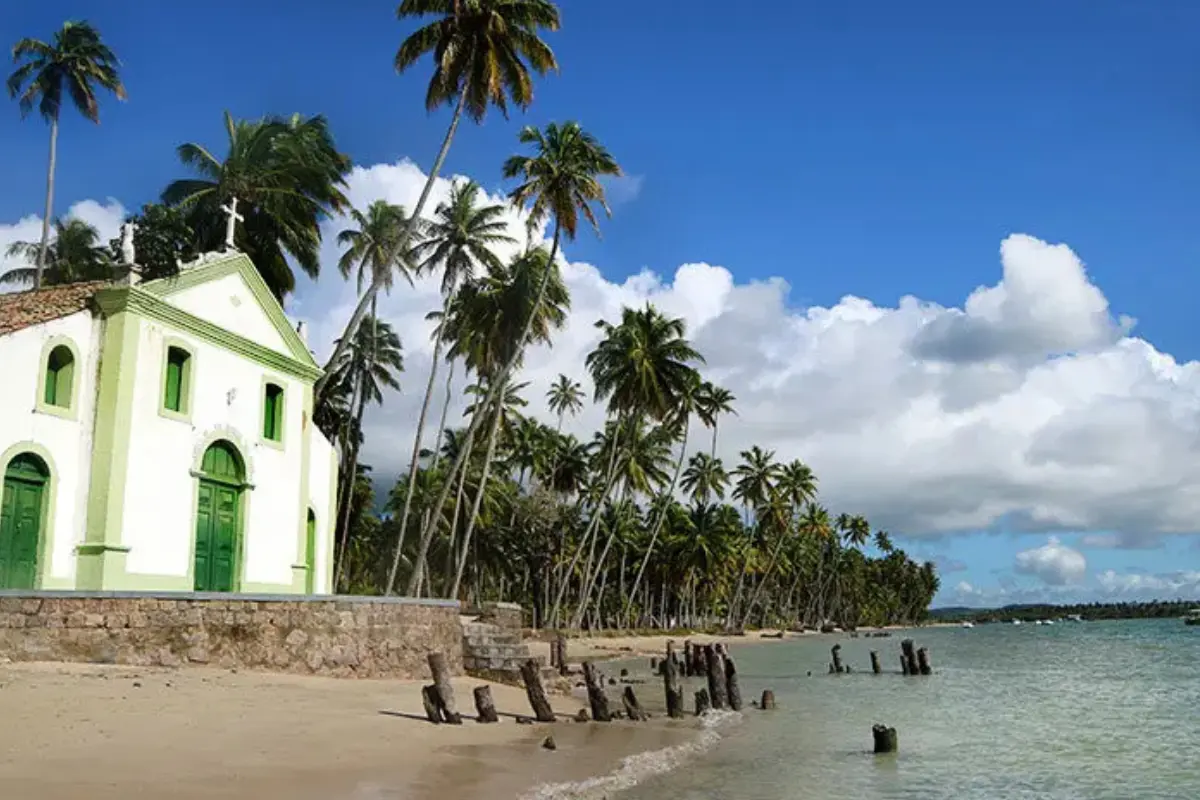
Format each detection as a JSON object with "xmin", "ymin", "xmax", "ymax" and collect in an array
[{"xmin": 931, "ymin": 600, "xmax": 1200, "ymax": 624}]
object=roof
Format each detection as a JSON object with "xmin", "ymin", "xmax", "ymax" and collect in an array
[{"xmin": 0, "ymin": 281, "xmax": 110, "ymax": 337}]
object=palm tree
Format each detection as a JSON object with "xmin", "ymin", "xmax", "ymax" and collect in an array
[
  {"xmin": 547, "ymin": 374, "xmax": 585, "ymax": 432},
  {"xmin": 328, "ymin": 316, "xmax": 403, "ymax": 590},
  {"xmin": 680, "ymin": 453, "xmax": 729, "ymax": 505},
  {"xmin": 384, "ymin": 180, "xmax": 514, "ymax": 595},
  {"xmin": 2, "ymin": 217, "xmax": 113, "ymax": 286},
  {"xmin": 726, "ymin": 446, "xmax": 781, "ymax": 627},
  {"xmin": 7, "ymin": 20, "xmax": 126, "ymax": 289},
  {"xmin": 317, "ymin": 0, "xmax": 561, "ymax": 399},
  {"xmin": 696, "ymin": 382, "xmax": 736, "ymax": 458},
  {"xmin": 162, "ymin": 111, "xmax": 351, "ymax": 300},
  {"xmin": 874, "ymin": 530, "xmax": 894, "ymax": 554},
  {"xmin": 842, "ymin": 514, "xmax": 870, "ymax": 549},
  {"xmin": 337, "ymin": 200, "xmax": 417, "ymax": 295},
  {"xmin": 408, "ymin": 121, "xmax": 618, "ymax": 597},
  {"xmin": 740, "ymin": 459, "xmax": 816, "ymax": 627}
]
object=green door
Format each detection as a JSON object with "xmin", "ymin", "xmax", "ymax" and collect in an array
[
  {"xmin": 0, "ymin": 454, "xmax": 48, "ymax": 590},
  {"xmin": 304, "ymin": 509, "xmax": 317, "ymax": 594},
  {"xmin": 193, "ymin": 442, "xmax": 243, "ymax": 592}
]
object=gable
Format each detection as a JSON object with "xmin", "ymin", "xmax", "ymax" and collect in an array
[{"xmin": 140, "ymin": 252, "xmax": 316, "ymax": 367}]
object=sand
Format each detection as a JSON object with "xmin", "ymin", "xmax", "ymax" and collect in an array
[
  {"xmin": 525, "ymin": 629, "xmax": 802, "ymax": 664},
  {"xmin": 0, "ymin": 660, "xmax": 697, "ymax": 800}
]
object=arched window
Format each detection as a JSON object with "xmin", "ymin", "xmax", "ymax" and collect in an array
[
  {"xmin": 162, "ymin": 344, "xmax": 193, "ymax": 417},
  {"xmin": 262, "ymin": 382, "xmax": 284, "ymax": 443},
  {"xmin": 43, "ymin": 345, "xmax": 75, "ymax": 410}
]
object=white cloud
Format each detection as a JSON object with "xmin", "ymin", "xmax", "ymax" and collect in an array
[
  {"xmin": 1014, "ymin": 537, "xmax": 1088, "ymax": 585},
  {"xmin": 1096, "ymin": 569, "xmax": 1200, "ymax": 596},
  {"xmin": 0, "ymin": 199, "xmax": 126, "ymax": 288}
]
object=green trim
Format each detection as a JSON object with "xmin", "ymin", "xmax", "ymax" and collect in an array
[
  {"xmin": 188, "ymin": 436, "xmax": 251, "ymax": 593},
  {"xmin": 34, "ymin": 336, "xmax": 82, "ymax": 421},
  {"xmin": 325, "ymin": 444, "xmax": 338, "ymax": 594},
  {"xmin": 79, "ymin": 311, "xmax": 141, "ymax": 590},
  {"xmin": 259, "ymin": 375, "xmax": 287, "ymax": 450},
  {"xmin": 75, "ymin": 542, "xmax": 132, "ymax": 554},
  {"xmin": 139, "ymin": 252, "xmax": 318, "ymax": 368},
  {"xmin": 158, "ymin": 337, "xmax": 196, "ymax": 424},
  {"xmin": 0, "ymin": 443, "xmax": 58, "ymax": 589},
  {"xmin": 291, "ymin": 387, "xmax": 314, "ymax": 593},
  {"xmin": 95, "ymin": 286, "xmax": 322, "ymax": 383}
]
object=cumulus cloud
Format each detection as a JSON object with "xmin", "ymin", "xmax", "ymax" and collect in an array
[
  {"xmin": 0, "ymin": 199, "xmax": 126, "ymax": 290},
  {"xmin": 1014, "ymin": 537, "xmax": 1088, "ymax": 585},
  {"xmin": 1096, "ymin": 569, "xmax": 1200, "ymax": 596}
]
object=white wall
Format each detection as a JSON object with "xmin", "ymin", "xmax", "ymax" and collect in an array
[
  {"xmin": 307, "ymin": 428, "xmax": 336, "ymax": 594},
  {"xmin": 165, "ymin": 273, "xmax": 292, "ymax": 358},
  {"xmin": 120, "ymin": 316, "xmax": 308, "ymax": 588},
  {"xmin": 0, "ymin": 311, "xmax": 102, "ymax": 585}
]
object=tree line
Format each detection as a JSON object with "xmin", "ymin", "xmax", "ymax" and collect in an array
[
  {"xmin": 932, "ymin": 600, "xmax": 1200, "ymax": 623},
  {"xmin": 8, "ymin": 3, "xmax": 940, "ymax": 630}
]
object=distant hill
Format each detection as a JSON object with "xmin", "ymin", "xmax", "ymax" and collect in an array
[{"xmin": 929, "ymin": 600, "xmax": 1199, "ymax": 623}]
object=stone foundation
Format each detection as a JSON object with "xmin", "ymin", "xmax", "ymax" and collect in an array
[
  {"xmin": 471, "ymin": 601, "xmax": 525, "ymax": 631},
  {"xmin": 0, "ymin": 591, "xmax": 462, "ymax": 678}
]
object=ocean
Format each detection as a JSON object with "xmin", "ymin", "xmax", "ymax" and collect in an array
[{"xmin": 531, "ymin": 620, "xmax": 1200, "ymax": 800}]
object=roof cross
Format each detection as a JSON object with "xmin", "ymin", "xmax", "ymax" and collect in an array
[{"xmin": 221, "ymin": 197, "xmax": 244, "ymax": 251}]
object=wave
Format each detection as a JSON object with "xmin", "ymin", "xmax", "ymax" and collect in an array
[{"xmin": 519, "ymin": 709, "xmax": 743, "ymax": 800}]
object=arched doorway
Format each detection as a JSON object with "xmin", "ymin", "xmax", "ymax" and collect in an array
[
  {"xmin": 0, "ymin": 453, "xmax": 49, "ymax": 589},
  {"xmin": 193, "ymin": 441, "xmax": 245, "ymax": 592},
  {"xmin": 305, "ymin": 508, "xmax": 317, "ymax": 594}
]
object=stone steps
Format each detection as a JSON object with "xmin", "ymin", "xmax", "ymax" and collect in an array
[{"xmin": 462, "ymin": 621, "xmax": 535, "ymax": 676}]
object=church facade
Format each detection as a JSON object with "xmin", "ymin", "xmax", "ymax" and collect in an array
[{"xmin": 0, "ymin": 250, "xmax": 338, "ymax": 594}]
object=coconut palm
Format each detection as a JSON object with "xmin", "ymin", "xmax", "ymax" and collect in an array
[
  {"xmin": 337, "ymin": 200, "xmax": 417, "ymax": 295},
  {"xmin": 547, "ymin": 374, "xmax": 585, "ymax": 432},
  {"xmin": 162, "ymin": 112, "xmax": 351, "ymax": 300},
  {"xmin": 696, "ymin": 382, "xmax": 736, "ymax": 458},
  {"xmin": 681, "ymin": 453, "xmax": 729, "ymax": 506},
  {"xmin": 383, "ymin": 181, "xmax": 514, "ymax": 595},
  {"xmin": 7, "ymin": 20, "xmax": 126, "ymax": 289},
  {"xmin": 318, "ymin": 0, "xmax": 561, "ymax": 399},
  {"xmin": 2, "ymin": 217, "xmax": 114, "ymax": 286}
]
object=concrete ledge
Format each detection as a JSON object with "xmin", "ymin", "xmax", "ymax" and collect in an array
[{"xmin": 0, "ymin": 590, "xmax": 460, "ymax": 608}]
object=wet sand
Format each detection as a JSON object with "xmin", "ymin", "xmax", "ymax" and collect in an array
[{"xmin": 0, "ymin": 661, "xmax": 697, "ymax": 800}]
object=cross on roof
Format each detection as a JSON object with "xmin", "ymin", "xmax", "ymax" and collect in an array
[{"xmin": 221, "ymin": 197, "xmax": 244, "ymax": 251}]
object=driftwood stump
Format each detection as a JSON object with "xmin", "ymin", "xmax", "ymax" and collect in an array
[
  {"xmin": 622, "ymin": 686, "xmax": 647, "ymax": 721},
  {"xmin": 582, "ymin": 661, "xmax": 612, "ymax": 722},
  {"xmin": 724, "ymin": 648, "xmax": 744, "ymax": 711},
  {"xmin": 870, "ymin": 650, "xmax": 881, "ymax": 674},
  {"xmin": 683, "ymin": 641, "xmax": 693, "ymax": 677},
  {"xmin": 705, "ymin": 645, "xmax": 729, "ymax": 710},
  {"xmin": 917, "ymin": 647, "xmax": 932, "ymax": 675},
  {"xmin": 760, "ymin": 689, "xmax": 776, "ymax": 710},
  {"xmin": 553, "ymin": 635, "xmax": 569, "ymax": 676},
  {"xmin": 831, "ymin": 644, "xmax": 844, "ymax": 674},
  {"xmin": 427, "ymin": 653, "xmax": 462, "ymax": 724},
  {"xmin": 664, "ymin": 641, "xmax": 685, "ymax": 719},
  {"xmin": 473, "ymin": 685, "xmax": 499, "ymax": 723},
  {"xmin": 694, "ymin": 688, "xmax": 711, "ymax": 716},
  {"xmin": 520, "ymin": 659, "xmax": 556, "ymax": 722},
  {"xmin": 900, "ymin": 639, "xmax": 919, "ymax": 676},
  {"xmin": 872, "ymin": 724, "xmax": 898, "ymax": 753},
  {"xmin": 421, "ymin": 684, "xmax": 442, "ymax": 724}
]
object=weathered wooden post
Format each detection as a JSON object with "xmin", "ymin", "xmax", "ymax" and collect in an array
[
  {"xmin": 519, "ymin": 659, "xmax": 556, "ymax": 723},
  {"xmin": 694, "ymin": 688, "xmax": 711, "ymax": 715},
  {"xmin": 831, "ymin": 643, "xmax": 844, "ymax": 674},
  {"xmin": 872, "ymin": 724, "xmax": 898, "ymax": 753},
  {"xmin": 555, "ymin": 634, "xmax": 569, "ymax": 676},
  {"xmin": 704, "ymin": 644, "xmax": 729, "ymax": 709},
  {"xmin": 870, "ymin": 650, "xmax": 881, "ymax": 674},
  {"xmin": 427, "ymin": 653, "xmax": 462, "ymax": 724},
  {"xmin": 760, "ymin": 689, "xmax": 776, "ymax": 710},
  {"xmin": 917, "ymin": 647, "xmax": 932, "ymax": 675},
  {"xmin": 900, "ymin": 639, "xmax": 919, "ymax": 676},
  {"xmin": 421, "ymin": 685, "xmax": 443, "ymax": 724},
  {"xmin": 582, "ymin": 661, "xmax": 612, "ymax": 722},
  {"xmin": 664, "ymin": 640, "xmax": 685, "ymax": 718},
  {"xmin": 622, "ymin": 686, "xmax": 647, "ymax": 721},
  {"xmin": 723, "ymin": 647, "xmax": 744, "ymax": 711},
  {"xmin": 473, "ymin": 685, "xmax": 499, "ymax": 723},
  {"xmin": 683, "ymin": 641, "xmax": 694, "ymax": 677}
]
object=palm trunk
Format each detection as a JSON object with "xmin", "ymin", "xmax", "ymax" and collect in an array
[
  {"xmin": 406, "ymin": 223, "xmax": 564, "ymax": 596},
  {"xmin": 710, "ymin": 418, "xmax": 719, "ymax": 459},
  {"xmin": 332, "ymin": 375, "xmax": 369, "ymax": 591},
  {"xmin": 34, "ymin": 117, "xmax": 59, "ymax": 290},
  {"xmin": 741, "ymin": 526, "xmax": 791, "ymax": 629},
  {"xmin": 331, "ymin": 376, "xmax": 363, "ymax": 592},
  {"xmin": 384, "ymin": 306, "xmax": 451, "ymax": 595},
  {"xmin": 316, "ymin": 86, "xmax": 468, "ymax": 401},
  {"xmin": 449, "ymin": 387, "xmax": 506, "ymax": 600},
  {"xmin": 573, "ymin": 490, "xmax": 626, "ymax": 629},
  {"xmin": 623, "ymin": 415, "xmax": 691, "ymax": 623}
]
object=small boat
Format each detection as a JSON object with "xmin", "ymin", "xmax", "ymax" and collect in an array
[
  {"xmin": 960, "ymin": 621, "xmax": 974, "ymax": 629},
  {"xmin": 1067, "ymin": 614, "xmax": 1084, "ymax": 623},
  {"xmin": 1185, "ymin": 609, "xmax": 1200, "ymax": 626},
  {"xmin": 1012, "ymin": 619, "xmax": 1023, "ymax": 626}
]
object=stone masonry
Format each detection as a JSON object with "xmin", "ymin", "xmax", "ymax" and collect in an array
[
  {"xmin": 0, "ymin": 591, "xmax": 462, "ymax": 679},
  {"xmin": 462, "ymin": 620, "xmax": 535, "ymax": 674}
]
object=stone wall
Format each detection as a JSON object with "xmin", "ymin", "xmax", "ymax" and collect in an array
[
  {"xmin": 0, "ymin": 591, "xmax": 462, "ymax": 678},
  {"xmin": 472, "ymin": 601, "xmax": 525, "ymax": 631}
]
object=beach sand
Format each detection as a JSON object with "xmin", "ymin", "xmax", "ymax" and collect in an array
[
  {"xmin": 0, "ymin": 660, "xmax": 697, "ymax": 800},
  {"xmin": 525, "ymin": 628, "xmax": 810, "ymax": 664}
]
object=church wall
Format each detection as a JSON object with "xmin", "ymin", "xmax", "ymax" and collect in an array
[
  {"xmin": 164, "ymin": 272, "xmax": 292, "ymax": 358},
  {"xmin": 119, "ymin": 316, "xmax": 308, "ymax": 591},
  {"xmin": 0, "ymin": 311, "xmax": 102, "ymax": 588},
  {"xmin": 306, "ymin": 428, "xmax": 337, "ymax": 594}
]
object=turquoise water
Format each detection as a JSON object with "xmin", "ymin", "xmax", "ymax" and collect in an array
[{"xmin": 614, "ymin": 621, "xmax": 1200, "ymax": 800}]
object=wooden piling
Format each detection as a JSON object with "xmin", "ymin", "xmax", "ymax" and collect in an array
[
  {"xmin": 900, "ymin": 639, "xmax": 919, "ymax": 676},
  {"xmin": 917, "ymin": 647, "xmax": 932, "ymax": 675},
  {"xmin": 724, "ymin": 647, "xmax": 744, "ymax": 711},
  {"xmin": 694, "ymin": 688, "xmax": 711, "ymax": 716},
  {"xmin": 683, "ymin": 641, "xmax": 694, "ymax": 677},
  {"xmin": 622, "ymin": 686, "xmax": 648, "ymax": 721},
  {"xmin": 872, "ymin": 724, "xmax": 898, "ymax": 754},
  {"xmin": 870, "ymin": 650, "xmax": 881, "ymax": 674},
  {"xmin": 421, "ymin": 684, "xmax": 442, "ymax": 724},
  {"xmin": 831, "ymin": 643, "xmax": 844, "ymax": 674},
  {"xmin": 760, "ymin": 689, "xmax": 776, "ymax": 710},
  {"xmin": 582, "ymin": 661, "xmax": 612, "ymax": 722},
  {"xmin": 519, "ymin": 659, "xmax": 557, "ymax": 723},
  {"xmin": 664, "ymin": 640, "xmax": 685, "ymax": 719},
  {"xmin": 554, "ymin": 634, "xmax": 569, "ymax": 676},
  {"xmin": 473, "ymin": 685, "xmax": 499, "ymax": 723},
  {"xmin": 427, "ymin": 653, "xmax": 462, "ymax": 724},
  {"xmin": 705, "ymin": 644, "xmax": 729, "ymax": 709}
]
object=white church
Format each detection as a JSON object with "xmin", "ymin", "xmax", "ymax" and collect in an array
[{"xmin": 0, "ymin": 214, "xmax": 338, "ymax": 594}]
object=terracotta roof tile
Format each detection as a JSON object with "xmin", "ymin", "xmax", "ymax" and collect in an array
[{"xmin": 0, "ymin": 281, "xmax": 110, "ymax": 337}]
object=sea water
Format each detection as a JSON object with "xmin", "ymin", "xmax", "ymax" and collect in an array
[{"xmin": 542, "ymin": 620, "xmax": 1200, "ymax": 800}]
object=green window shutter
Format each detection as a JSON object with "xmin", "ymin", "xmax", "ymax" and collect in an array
[
  {"xmin": 43, "ymin": 363, "xmax": 57, "ymax": 406},
  {"xmin": 263, "ymin": 383, "xmax": 283, "ymax": 441},
  {"xmin": 164, "ymin": 347, "xmax": 188, "ymax": 413},
  {"xmin": 44, "ymin": 345, "xmax": 74, "ymax": 408}
]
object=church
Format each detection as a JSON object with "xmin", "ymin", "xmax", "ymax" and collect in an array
[{"xmin": 0, "ymin": 220, "xmax": 338, "ymax": 595}]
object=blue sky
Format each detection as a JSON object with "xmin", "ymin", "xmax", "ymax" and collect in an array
[{"xmin": 3, "ymin": 0, "xmax": 1200, "ymax": 606}]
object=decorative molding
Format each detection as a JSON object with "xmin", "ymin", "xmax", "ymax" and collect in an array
[
  {"xmin": 33, "ymin": 335, "xmax": 83, "ymax": 421},
  {"xmin": 0, "ymin": 442, "xmax": 59, "ymax": 589}
]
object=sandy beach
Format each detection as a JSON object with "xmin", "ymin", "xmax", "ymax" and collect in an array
[{"xmin": 0, "ymin": 660, "xmax": 697, "ymax": 800}]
